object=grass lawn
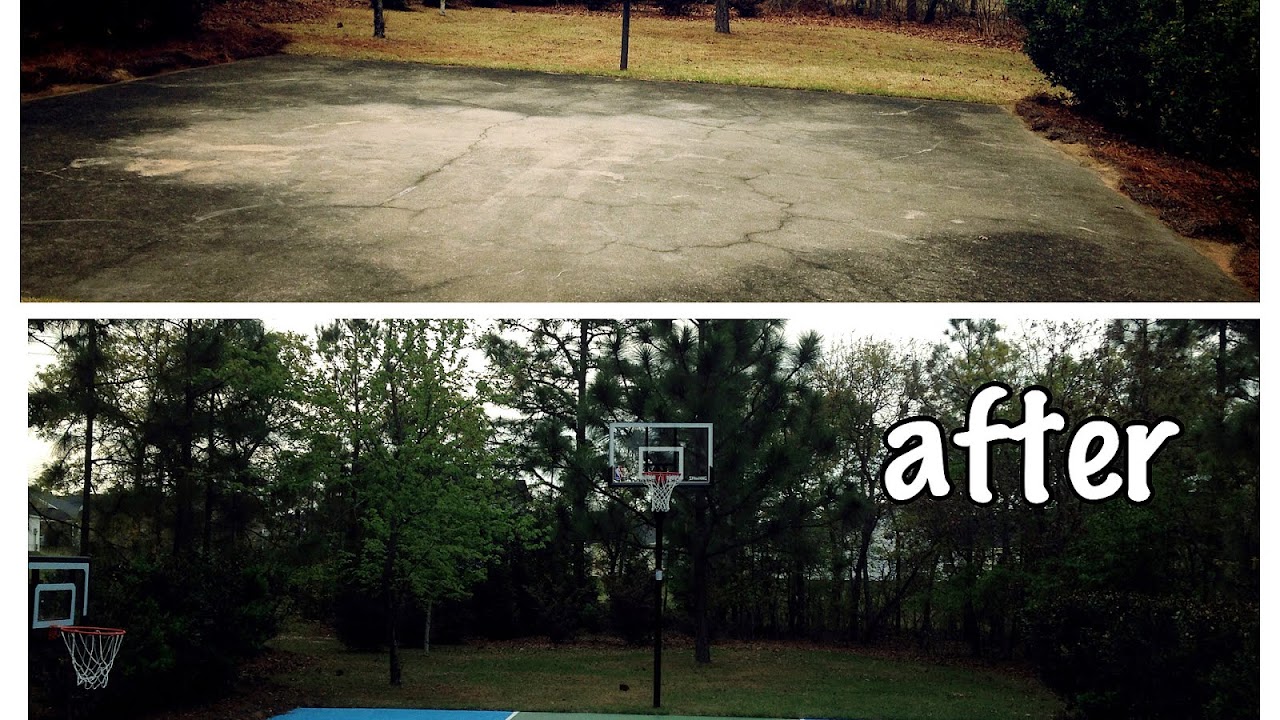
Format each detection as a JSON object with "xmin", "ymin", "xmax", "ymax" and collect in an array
[
  {"xmin": 269, "ymin": 634, "xmax": 1063, "ymax": 720},
  {"xmin": 276, "ymin": 7, "xmax": 1051, "ymax": 105}
]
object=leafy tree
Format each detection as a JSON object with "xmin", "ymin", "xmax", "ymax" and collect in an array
[
  {"xmin": 814, "ymin": 337, "xmax": 918, "ymax": 641},
  {"xmin": 314, "ymin": 320, "xmax": 513, "ymax": 684}
]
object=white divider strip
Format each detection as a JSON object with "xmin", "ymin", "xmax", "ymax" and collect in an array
[{"xmin": 504, "ymin": 712, "xmax": 520, "ymax": 720}]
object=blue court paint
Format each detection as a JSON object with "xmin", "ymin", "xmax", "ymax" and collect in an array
[{"xmin": 274, "ymin": 710, "xmax": 515, "ymax": 720}]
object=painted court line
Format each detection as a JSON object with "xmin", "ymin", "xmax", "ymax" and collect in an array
[
  {"xmin": 273, "ymin": 710, "xmax": 515, "ymax": 720},
  {"xmin": 270, "ymin": 710, "xmax": 818, "ymax": 720}
]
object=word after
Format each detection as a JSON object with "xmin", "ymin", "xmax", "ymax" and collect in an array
[{"xmin": 881, "ymin": 383, "xmax": 1182, "ymax": 505}]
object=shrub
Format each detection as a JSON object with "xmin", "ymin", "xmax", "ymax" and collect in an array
[
  {"xmin": 90, "ymin": 555, "xmax": 284, "ymax": 714},
  {"xmin": 23, "ymin": 0, "xmax": 210, "ymax": 51},
  {"xmin": 1024, "ymin": 591, "xmax": 1259, "ymax": 720},
  {"xmin": 732, "ymin": 0, "xmax": 765, "ymax": 17},
  {"xmin": 606, "ymin": 562, "xmax": 653, "ymax": 646},
  {"xmin": 659, "ymin": 0, "xmax": 697, "ymax": 16},
  {"xmin": 333, "ymin": 584, "xmax": 386, "ymax": 651},
  {"xmin": 1009, "ymin": 0, "xmax": 1258, "ymax": 164}
]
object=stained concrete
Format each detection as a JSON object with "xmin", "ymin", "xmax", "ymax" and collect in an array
[{"xmin": 20, "ymin": 55, "xmax": 1248, "ymax": 301}]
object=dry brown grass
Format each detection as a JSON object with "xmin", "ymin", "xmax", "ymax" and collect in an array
[{"xmin": 278, "ymin": 5, "xmax": 1050, "ymax": 104}]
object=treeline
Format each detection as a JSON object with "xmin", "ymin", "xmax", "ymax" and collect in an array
[
  {"xmin": 21, "ymin": 0, "xmax": 1011, "ymax": 52},
  {"xmin": 397, "ymin": 0, "xmax": 1010, "ymax": 25},
  {"xmin": 29, "ymin": 319, "xmax": 1258, "ymax": 719}
]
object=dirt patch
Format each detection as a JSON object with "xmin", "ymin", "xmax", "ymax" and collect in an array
[{"xmin": 1016, "ymin": 93, "xmax": 1259, "ymax": 296}]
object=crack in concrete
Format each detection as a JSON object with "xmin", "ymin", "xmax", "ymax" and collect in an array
[
  {"xmin": 192, "ymin": 203, "xmax": 266, "ymax": 224},
  {"xmin": 320, "ymin": 203, "xmax": 418, "ymax": 212},
  {"xmin": 22, "ymin": 218, "xmax": 122, "ymax": 225},
  {"xmin": 23, "ymin": 165, "xmax": 98, "ymax": 182},
  {"xmin": 876, "ymin": 104, "xmax": 926, "ymax": 117},
  {"xmin": 730, "ymin": 170, "xmax": 883, "ymax": 297},
  {"xmin": 388, "ymin": 270, "xmax": 491, "ymax": 300},
  {"xmin": 737, "ymin": 96, "xmax": 767, "ymax": 121},
  {"xmin": 382, "ymin": 113, "xmax": 530, "ymax": 207},
  {"xmin": 890, "ymin": 141, "xmax": 942, "ymax": 161}
]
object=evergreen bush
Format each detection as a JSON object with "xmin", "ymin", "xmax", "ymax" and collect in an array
[{"xmin": 1009, "ymin": 0, "xmax": 1258, "ymax": 164}]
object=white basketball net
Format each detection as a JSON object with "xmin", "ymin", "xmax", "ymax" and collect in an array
[
  {"xmin": 59, "ymin": 627, "xmax": 125, "ymax": 689},
  {"xmin": 643, "ymin": 471, "xmax": 682, "ymax": 512}
]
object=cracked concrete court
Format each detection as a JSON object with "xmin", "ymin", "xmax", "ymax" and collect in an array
[{"xmin": 20, "ymin": 55, "xmax": 1247, "ymax": 301}]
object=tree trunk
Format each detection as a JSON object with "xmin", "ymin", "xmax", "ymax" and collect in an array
[
  {"xmin": 78, "ymin": 321, "xmax": 97, "ymax": 557},
  {"xmin": 388, "ymin": 609, "xmax": 402, "ymax": 685},
  {"xmin": 714, "ymin": 0, "xmax": 729, "ymax": 33},
  {"xmin": 572, "ymin": 322, "xmax": 589, "ymax": 596},
  {"xmin": 174, "ymin": 321, "xmax": 197, "ymax": 557},
  {"xmin": 424, "ymin": 603, "xmax": 432, "ymax": 653},
  {"xmin": 373, "ymin": 0, "xmax": 386, "ymax": 38},
  {"xmin": 828, "ymin": 533, "xmax": 848, "ymax": 638},
  {"xmin": 203, "ymin": 420, "xmax": 217, "ymax": 556},
  {"xmin": 922, "ymin": 0, "xmax": 940, "ymax": 23},
  {"xmin": 862, "ymin": 556, "xmax": 874, "ymax": 640},
  {"xmin": 386, "ymin": 518, "xmax": 402, "ymax": 685},
  {"xmin": 906, "ymin": 0, "xmax": 918, "ymax": 21},
  {"xmin": 440, "ymin": 0, "xmax": 446, "ymax": 15},
  {"xmin": 919, "ymin": 560, "xmax": 935, "ymax": 650},
  {"xmin": 787, "ymin": 568, "xmax": 807, "ymax": 637},
  {"xmin": 963, "ymin": 597, "xmax": 979, "ymax": 655},
  {"xmin": 692, "ymin": 493, "xmax": 712, "ymax": 664},
  {"xmin": 850, "ymin": 516, "xmax": 874, "ymax": 641}
]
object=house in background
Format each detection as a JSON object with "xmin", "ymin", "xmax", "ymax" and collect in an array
[{"xmin": 28, "ymin": 489, "xmax": 81, "ymax": 555}]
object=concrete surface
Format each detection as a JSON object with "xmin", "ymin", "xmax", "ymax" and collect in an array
[{"xmin": 20, "ymin": 55, "xmax": 1248, "ymax": 301}]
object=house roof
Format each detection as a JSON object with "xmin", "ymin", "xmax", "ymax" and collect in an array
[{"xmin": 28, "ymin": 488, "xmax": 82, "ymax": 523}]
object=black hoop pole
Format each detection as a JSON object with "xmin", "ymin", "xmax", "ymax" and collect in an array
[
  {"xmin": 653, "ymin": 508, "xmax": 664, "ymax": 708},
  {"xmin": 620, "ymin": 0, "xmax": 631, "ymax": 70}
]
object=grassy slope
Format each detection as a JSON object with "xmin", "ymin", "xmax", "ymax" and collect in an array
[
  {"xmin": 278, "ymin": 7, "xmax": 1049, "ymax": 105},
  {"xmin": 271, "ymin": 636, "xmax": 1063, "ymax": 720}
]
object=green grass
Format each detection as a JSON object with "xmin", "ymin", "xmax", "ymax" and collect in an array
[
  {"xmin": 270, "ymin": 634, "xmax": 1063, "ymax": 719},
  {"xmin": 275, "ymin": 7, "xmax": 1051, "ymax": 105}
]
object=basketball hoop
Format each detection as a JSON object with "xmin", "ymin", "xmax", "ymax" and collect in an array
[
  {"xmin": 53, "ymin": 626, "xmax": 125, "ymax": 689},
  {"xmin": 642, "ymin": 471, "xmax": 682, "ymax": 512}
]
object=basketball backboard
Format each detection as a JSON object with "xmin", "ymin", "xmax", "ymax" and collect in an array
[
  {"xmin": 607, "ymin": 422, "xmax": 712, "ymax": 487},
  {"xmin": 29, "ymin": 556, "xmax": 90, "ymax": 629}
]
